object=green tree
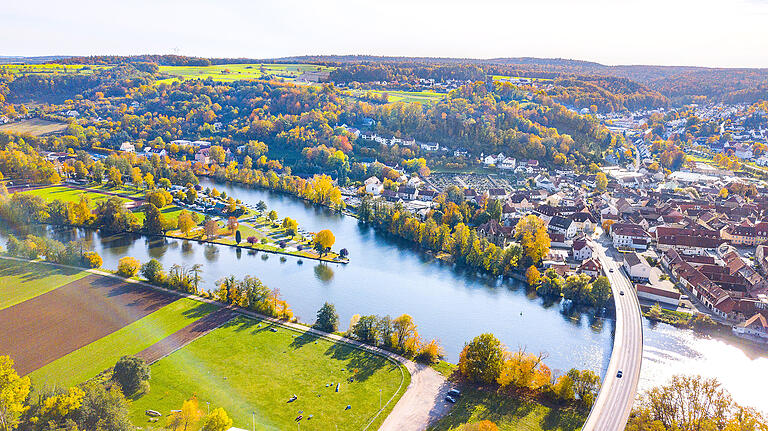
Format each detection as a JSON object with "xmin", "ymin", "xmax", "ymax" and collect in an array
[
  {"xmin": 567, "ymin": 368, "xmax": 600, "ymax": 408},
  {"xmin": 590, "ymin": 276, "xmax": 612, "ymax": 308},
  {"xmin": 351, "ymin": 315, "xmax": 380, "ymax": 345},
  {"xmin": 140, "ymin": 259, "xmax": 164, "ymax": 283},
  {"xmin": 142, "ymin": 204, "xmax": 164, "ymax": 234},
  {"xmin": 458, "ymin": 333, "xmax": 504, "ymax": 384},
  {"xmin": 282, "ymin": 217, "xmax": 298, "ymax": 236},
  {"xmin": 315, "ymin": 302, "xmax": 339, "ymax": 333},
  {"xmin": 267, "ymin": 210, "xmax": 278, "ymax": 221},
  {"xmin": 112, "ymin": 356, "xmax": 150, "ymax": 396}
]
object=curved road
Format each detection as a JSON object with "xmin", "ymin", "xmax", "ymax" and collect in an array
[{"xmin": 582, "ymin": 238, "xmax": 644, "ymax": 431}]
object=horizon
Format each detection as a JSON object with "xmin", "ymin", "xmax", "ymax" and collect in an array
[{"xmin": 3, "ymin": 0, "xmax": 768, "ymax": 69}]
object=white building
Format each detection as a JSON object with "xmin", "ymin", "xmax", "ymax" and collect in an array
[
  {"xmin": 120, "ymin": 142, "xmax": 135, "ymax": 153},
  {"xmin": 364, "ymin": 176, "xmax": 383, "ymax": 195},
  {"xmin": 623, "ymin": 252, "xmax": 651, "ymax": 282},
  {"xmin": 733, "ymin": 314, "xmax": 768, "ymax": 341}
]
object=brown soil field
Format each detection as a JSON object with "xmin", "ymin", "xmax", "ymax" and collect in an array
[
  {"xmin": 136, "ymin": 307, "xmax": 235, "ymax": 364},
  {"xmin": 0, "ymin": 118, "xmax": 67, "ymax": 136},
  {"xmin": 0, "ymin": 274, "xmax": 177, "ymax": 375}
]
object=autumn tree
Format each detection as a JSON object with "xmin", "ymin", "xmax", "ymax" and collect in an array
[
  {"xmin": 167, "ymin": 397, "xmax": 202, "ymax": 431},
  {"xmin": 567, "ymin": 368, "xmax": 600, "ymax": 408},
  {"xmin": 595, "ymin": 172, "xmax": 608, "ymax": 192},
  {"xmin": 282, "ymin": 217, "xmax": 298, "ymax": 236},
  {"xmin": 204, "ymin": 219, "xmax": 218, "ymax": 239},
  {"xmin": 177, "ymin": 210, "xmax": 196, "ymax": 236},
  {"xmin": 514, "ymin": 215, "xmax": 550, "ymax": 264},
  {"xmin": 202, "ymin": 408, "xmax": 232, "ymax": 431},
  {"xmin": 112, "ymin": 356, "xmax": 150, "ymax": 396},
  {"xmin": 526, "ymin": 265, "xmax": 541, "ymax": 286},
  {"xmin": 314, "ymin": 229, "xmax": 335, "ymax": 256},
  {"xmin": 227, "ymin": 216, "xmax": 238, "ymax": 234},
  {"xmin": 117, "ymin": 257, "xmax": 140, "ymax": 278},
  {"xmin": 0, "ymin": 355, "xmax": 31, "ymax": 431},
  {"xmin": 458, "ymin": 333, "xmax": 504, "ymax": 384}
]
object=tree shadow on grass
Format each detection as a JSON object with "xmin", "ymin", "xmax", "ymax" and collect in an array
[
  {"xmin": 323, "ymin": 341, "xmax": 392, "ymax": 382},
  {"xmin": 0, "ymin": 260, "xmax": 81, "ymax": 281},
  {"xmin": 181, "ymin": 302, "xmax": 218, "ymax": 319},
  {"xmin": 288, "ymin": 331, "xmax": 320, "ymax": 349},
  {"xmin": 540, "ymin": 406, "xmax": 586, "ymax": 431},
  {"xmin": 430, "ymin": 388, "xmax": 539, "ymax": 431}
]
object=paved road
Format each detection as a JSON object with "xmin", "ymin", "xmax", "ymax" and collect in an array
[{"xmin": 581, "ymin": 238, "xmax": 644, "ymax": 431}]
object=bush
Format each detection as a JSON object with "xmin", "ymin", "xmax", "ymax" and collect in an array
[
  {"xmin": 112, "ymin": 356, "xmax": 150, "ymax": 396},
  {"xmin": 117, "ymin": 257, "xmax": 140, "ymax": 278},
  {"xmin": 416, "ymin": 339, "xmax": 444, "ymax": 364},
  {"xmin": 83, "ymin": 251, "xmax": 103, "ymax": 268},
  {"xmin": 314, "ymin": 302, "xmax": 339, "ymax": 332},
  {"xmin": 140, "ymin": 259, "xmax": 164, "ymax": 283}
]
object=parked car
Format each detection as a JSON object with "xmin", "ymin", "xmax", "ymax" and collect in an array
[
  {"xmin": 445, "ymin": 395, "xmax": 457, "ymax": 403},
  {"xmin": 620, "ymin": 291, "xmax": 625, "ymax": 296},
  {"xmin": 447, "ymin": 388, "xmax": 461, "ymax": 398},
  {"xmin": 609, "ymin": 268, "xmax": 615, "ymax": 273}
]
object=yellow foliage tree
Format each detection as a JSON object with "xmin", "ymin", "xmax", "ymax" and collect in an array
[{"xmin": 0, "ymin": 355, "xmax": 31, "ymax": 431}]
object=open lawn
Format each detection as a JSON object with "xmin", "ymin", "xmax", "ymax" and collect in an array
[
  {"xmin": 428, "ymin": 388, "xmax": 586, "ymax": 431},
  {"xmin": 158, "ymin": 63, "xmax": 334, "ymax": 83},
  {"xmin": 0, "ymin": 258, "xmax": 89, "ymax": 310},
  {"xmin": 349, "ymin": 89, "xmax": 446, "ymax": 104},
  {"xmin": 0, "ymin": 118, "xmax": 68, "ymax": 136},
  {"xmin": 129, "ymin": 317, "xmax": 408, "ymax": 431},
  {"xmin": 28, "ymin": 298, "xmax": 217, "ymax": 388},
  {"xmin": 17, "ymin": 185, "xmax": 131, "ymax": 206}
]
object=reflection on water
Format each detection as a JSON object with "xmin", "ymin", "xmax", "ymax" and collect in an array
[
  {"xmin": 313, "ymin": 263, "xmax": 335, "ymax": 283},
  {"xmin": 5, "ymin": 177, "xmax": 768, "ymax": 412}
]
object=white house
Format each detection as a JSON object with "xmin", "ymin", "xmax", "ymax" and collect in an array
[
  {"xmin": 611, "ymin": 223, "xmax": 650, "ymax": 251},
  {"xmin": 636, "ymin": 284, "xmax": 681, "ymax": 306},
  {"xmin": 499, "ymin": 157, "xmax": 516, "ymax": 170},
  {"xmin": 144, "ymin": 147, "xmax": 167, "ymax": 157},
  {"xmin": 733, "ymin": 314, "xmax": 768, "ymax": 341},
  {"xmin": 535, "ymin": 175, "xmax": 555, "ymax": 192},
  {"xmin": 420, "ymin": 142, "xmax": 439, "ymax": 151},
  {"xmin": 120, "ymin": 142, "xmax": 135, "ymax": 153},
  {"xmin": 623, "ymin": 252, "xmax": 651, "ymax": 282},
  {"xmin": 364, "ymin": 176, "xmax": 383, "ymax": 195},
  {"xmin": 483, "ymin": 155, "xmax": 496, "ymax": 166},
  {"xmin": 549, "ymin": 215, "xmax": 578, "ymax": 239},
  {"xmin": 572, "ymin": 238, "xmax": 593, "ymax": 261}
]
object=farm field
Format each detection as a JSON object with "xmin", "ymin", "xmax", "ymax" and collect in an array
[
  {"xmin": 349, "ymin": 89, "xmax": 447, "ymax": 104},
  {"xmin": 0, "ymin": 274, "xmax": 177, "ymax": 375},
  {"xmin": 0, "ymin": 258, "xmax": 89, "ymax": 309},
  {"xmin": 0, "ymin": 64, "xmax": 111, "ymax": 76},
  {"xmin": 157, "ymin": 63, "xmax": 334, "ymax": 82},
  {"xmin": 29, "ymin": 297, "xmax": 218, "ymax": 388},
  {"xmin": 428, "ymin": 387, "xmax": 586, "ymax": 431},
  {"xmin": 0, "ymin": 118, "xmax": 68, "ymax": 136},
  {"xmin": 128, "ymin": 317, "xmax": 408, "ymax": 431}
]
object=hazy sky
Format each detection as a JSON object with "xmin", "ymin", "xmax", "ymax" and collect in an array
[{"xmin": 3, "ymin": 0, "xmax": 768, "ymax": 68}]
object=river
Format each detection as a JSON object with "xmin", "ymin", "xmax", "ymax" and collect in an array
[{"xmin": 15, "ymin": 177, "xmax": 768, "ymax": 411}]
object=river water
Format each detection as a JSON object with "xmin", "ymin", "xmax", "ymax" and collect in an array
[{"xmin": 14, "ymin": 178, "xmax": 768, "ymax": 411}]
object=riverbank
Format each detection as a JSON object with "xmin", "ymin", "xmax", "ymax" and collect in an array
[{"xmin": 11, "ymin": 182, "xmax": 349, "ymax": 265}]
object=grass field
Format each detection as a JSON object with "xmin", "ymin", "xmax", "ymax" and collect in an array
[
  {"xmin": 0, "ymin": 118, "xmax": 68, "ymax": 136},
  {"xmin": 0, "ymin": 258, "xmax": 89, "ymax": 309},
  {"xmin": 28, "ymin": 297, "xmax": 217, "ymax": 388},
  {"xmin": 348, "ymin": 89, "xmax": 447, "ymax": 104},
  {"xmin": 428, "ymin": 388, "xmax": 586, "ymax": 431},
  {"xmin": 18, "ymin": 185, "xmax": 131, "ymax": 206},
  {"xmin": 158, "ymin": 63, "xmax": 334, "ymax": 83},
  {"xmin": 128, "ymin": 317, "xmax": 408, "ymax": 431}
]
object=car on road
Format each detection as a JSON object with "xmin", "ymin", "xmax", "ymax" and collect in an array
[
  {"xmin": 617, "ymin": 370, "xmax": 623, "ymax": 378},
  {"xmin": 447, "ymin": 388, "xmax": 461, "ymax": 398},
  {"xmin": 620, "ymin": 291, "xmax": 625, "ymax": 296},
  {"xmin": 445, "ymin": 395, "xmax": 457, "ymax": 403},
  {"xmin": 609, "ymin": 268, "xmax": 615, "ymax": 273}
]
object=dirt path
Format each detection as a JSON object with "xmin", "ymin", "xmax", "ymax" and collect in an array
[
  {"xmin": 0, "ymin": 274, "xmax": 176, "ymax": 375},
  {"xmin": 136, "ymin": 307, "xmax": 236, "ymax": 364},
  {"xmin": 378, "ymin": 363, "xmax": 452, "ymax": 431}
]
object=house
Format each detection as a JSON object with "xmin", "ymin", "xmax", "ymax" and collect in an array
[
  {"xmin": 535, "ymin": 175, "xmax": 555, "ymax": 192},
  {"xmin": 656, "ymin": 226, "xmax": 721, "ymax": 255},
  {"xmin": 195, "ymin": 148, "xmax": 211, "ymax": 164},
  {"xmin": 733, "ymin": 313, "xmax": 768, "ymax": 341},
  {"xmin": 611, "ymin": 223, "xmax": 650, "ymax": 251},
  {"xmin": 453, "ymin": 148, "xmax": 469, "ymax": 157},
  {"xmin": 579, "ymin": 258, "xmax": 602, "ymax": 278},
  {"xmin": 144, "ymin": 147, "xmax": 167, "ymax": 157},
  {"xmin": 420, "ymin": 142, "xmax": 439, "ymax": 151},
  {"xmin": 570, "ymin": 211, "xmax": 597, "ymax": 234},
  {"xmin": 636, "ymin": 284, "xmax": 681, "ymax": 306},
  {"xmin": 192, "ymin": 140, "xmax": 211, "ymax": 148},
  {"xmin": 623, "ymin": 252, "xmax": 651, "ymax": 282},
  {"xmin": 364, "ymin": 176, "xmax": 383, "ymax": 195},
  {"xmin": 572, "ymin": 238, "xmax": 593, "ymax": 261},
  {"xmin": 499, "ymin": 157, "xmax": 516, "ymax": 170},
  {"xmin": 483, "ymin": 155, "xmax": 497, "ymax": 166},
  {"xmin": 417, "ymin": 189, "xmax": 438, "ymax": 202},
  {"xmin": 549, "ymin": 215, "xmax": 577, "ymax": 239},
  {"xmin": 477, "ymin": 219, "xmax": 514, "ymax": 247},
  {"xmin": 396, "ymin": 185, "xmax": 418, "ymax": 201},
  {"xmin": 381, "ymin": 189, "xmax": 399, "ymax": 202},
  {"xmin": 120, "ymin": 142, "xmax": 135, "ymax": 153},
  {"xmin": 65, "ymin": 110, "xmax": 79, "ymax": 117},
  {"xmin": 488, "ymin": 188, "xmax": 507, "ymax": 200}
]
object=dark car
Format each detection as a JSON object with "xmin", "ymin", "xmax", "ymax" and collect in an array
[
  {"xmin": 447, "ymin": 388, "xmax": 461, "ymax": 398},
  {"xmin": 620, "ymin": 291, "xmax": 625, "ymax": 296},
  {"xmin": 617, "ymin": 370, "xmax": 623, "ymax": 378}
]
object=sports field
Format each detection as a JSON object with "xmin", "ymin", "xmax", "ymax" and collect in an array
[
  {"xmin": 0, "ymin": 118, "xmax": 68, "ymax": 136},
  {"xmin": 158, "ymin": 63, "xmax": 334, "ymax": 82},
  {"xmin": 0, "ymin": 258, "xmax": 89, "ymax": 310},
  {"xmin": 128, "ymin": 317, "xmax": 408, "ymax": 431}
]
